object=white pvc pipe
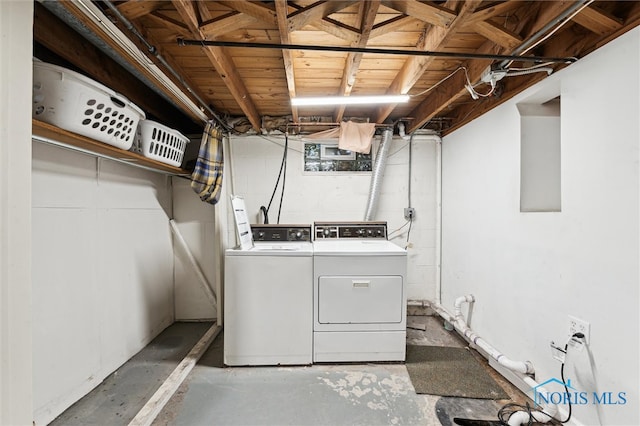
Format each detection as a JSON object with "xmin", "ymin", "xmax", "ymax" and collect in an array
[
  {"xmin": 450, "ymin": 295, "xmax": 533, "ymax": 374},
  {"xmin": 430, "ymin": 300, "xmax": 560, "ymax": 425},
  {"xmin": 434, "ymin": 137, "xmax": 442, "ymax": 304}
]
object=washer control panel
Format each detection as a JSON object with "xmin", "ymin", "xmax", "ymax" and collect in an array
[
  {"xmin": 251, "ymin": 224, "xmax": 312, "ymax": 242},
  {"xmin": 314, "ymin": 222, "xmax": 387, "ymax": 239}
]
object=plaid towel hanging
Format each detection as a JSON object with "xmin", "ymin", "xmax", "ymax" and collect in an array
[{"xmin": 191, "ymin": 121, "xmax": 224, "ymax": 204}]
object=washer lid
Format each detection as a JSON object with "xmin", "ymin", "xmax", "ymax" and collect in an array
[
  {"xmin": 226, "ymin": 242, "xmax": 313, "ymax": 256},
  {"xmin": 312, "ymin": 240, "xmax": 406, "ymax": 256}
]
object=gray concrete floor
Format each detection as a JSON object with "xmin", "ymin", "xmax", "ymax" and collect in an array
[{"xmin": 51, "ymin": 316, "xmax": 536, "ymax": 426}]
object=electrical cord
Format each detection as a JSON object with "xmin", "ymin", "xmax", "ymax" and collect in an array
[
  {"xmin": 261, "ymin": 133, "xmax": 289, "ymax": 224},
  {"xmin": 259, "ymin": 206, "xmax": 269, "ymax": 224},
  {"xmin": 496, "ymin": 332, "xmax": 586, "ymax": 425},
  {"xmin": 276, "ymin": 133, "xmax": 289, "ymax": 224},
  {"xmin": 559, "ymin": 332, "xmax": 585, "ymax": 424}
]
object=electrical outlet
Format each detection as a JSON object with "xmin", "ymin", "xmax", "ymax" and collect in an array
[
  {"xmin": 568, "ymin": 315, "xmax": 590, "ymax": 343},
  {"xmin": 404, "ymin": 207, "xmax": 415, "ymax": 220}
]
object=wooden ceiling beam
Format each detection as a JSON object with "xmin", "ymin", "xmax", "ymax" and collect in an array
[
  {"xmin": 172, "ymin": 0, "xmax": 262, "ymax": 130},
  {"xmin": 310, "ymin": 20, "xmax": 360, "ymax": 42},
  {"xmin": 466, "ymin": 1, "xmax": 523, "ymax": 25},
  {"xmin": 571, "ymin": 4, "xmax": 623, "ymax": 35},
  {"xmin": 473, "ymin": 20, "xmax": 523, "ymax": 50},
  {"xmin": 334, "ymin": 0, "xmax": 380, "ymax": 121},
  {"xmin": 146, "ymin": 12, "xmax": 191, "ymax": 38},
  {"xmin": 381, "ymin": 0, "xmax": 456, "ymax": 27},
  {"xmin": 375, "ymin": 0, "xmax": 483, "ymax": 123},
  {"xmin": 407, "ymin": 1, "xmax": 638, "ymax": 134},
  {"xmin": 370, "ymin": 15, "xmax": 418, "ymax": 39},
  {"xmin": 217, "ymin": 0, "xmax": 278, "ymax": 26},
  {"xmin": 405, "ymin": 57, "xmax": 490, "ymax": 133},
  {"xmin": 287, "ymin": 1, "xmax": 354, "ymax": 32},
  {"xmin": 275, "ymin": 0, "xmax": 299, "ymax": 122},
  {"xmin": 116, "ymin": 0, "xmax": 165, "ymax": 20},
  {"xmin": 200, "ymin": 12, "xmax": 258, "ymax": 39}
]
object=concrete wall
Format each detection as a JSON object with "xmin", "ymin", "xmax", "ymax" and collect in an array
[
  {"xmin": 441, "ymin": 29, "xmax": 639, "ymax": 425},
  {"xmin": 32, "ymin": 145, "xmax": 176, "ymax": 425},
  {"xmin": 224, "ymin": 132, "xmax": 439, "ymax": 300},
  {"xmin": 0, "ymin": 2, "xmax": 34, "ymax": 424}
]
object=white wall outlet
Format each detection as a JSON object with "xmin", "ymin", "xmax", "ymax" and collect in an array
[{"xmin": 568, "ymin": 315, "xmax": 590, "ymax": 343}]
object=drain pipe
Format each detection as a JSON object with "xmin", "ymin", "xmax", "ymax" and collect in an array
[
  {"xmin": 364, "ymin": 127, "xmax": 393, "ymax": 221},
  {"xmin": 431, "ymin": 298, "xmax": 559, "ymax": 425},
  {"xmin": 432, "ymin": 297, "xmax": 534, "ymax": 375}
]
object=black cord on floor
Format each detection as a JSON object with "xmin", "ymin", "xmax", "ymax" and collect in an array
[{"xmin": 496, "ymin": 333, "xmax": 585, "ymax": 425}]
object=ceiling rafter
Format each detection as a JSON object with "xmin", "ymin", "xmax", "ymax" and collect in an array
[
  {"xmin": 381, "ymin": 0, "xmax": 457, "ymax": 27},
  {"xmin": 200, "ymin": 12, "xmax": 258, "ymax": 39},
  {"xmin": 370, "ymin": 15, "xmax": 418, "ymax": 39},
  {"xmin": 287, "ymin": 1, "xmax": 355, "ymax": 32},
  {"xmin": 334, "ymin": 0, "xmax": 381, "ymax": 121},
  {"xmin": 286, "ymin": 2, "xmax": 361, "ymax": 42},
  {"xmin": 375, "ymin": 0, "xmax": 483, "ymax": 123},
  {"xmin": 116, "ymin": 0, "xmax": 165, "ymax": 21},
  {"xmin": 466, "ymin": 1, "xmax": 524, "ymax": 25},
  {"xmin": 405, "ymin": 1, "xmax": 598, "ymax": 133},
  {"xmin": 275, "ymin": 0, "xmax": 299, "ymax": 122},
  {"xmin": 217, "ymin": 0, "xmax": 278, "ymax": 26},
  {"xmin": 172, "ymin": 0, "xmax": 262, "ymax": 131},
  {"xmin": 571, "ymin": 5, "xmax": 622, "ymax": 35},
  {"xmin": 146, "ymin": 11, "xmax": 191, "ymax": 37},
  {"xmin": 473, "ymin": 19, "xmax": 523, "ymax": 49}
]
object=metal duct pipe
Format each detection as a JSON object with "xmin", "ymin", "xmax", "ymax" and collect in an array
[{"xmin": 364, "ymin": 128, "xmax": 393, "ymax": 221}]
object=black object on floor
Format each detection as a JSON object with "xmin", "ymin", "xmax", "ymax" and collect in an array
[
  {"xmin": 405, "ymin": 345, "xmax": 509, "ymax": 399},
  {"xmin": 453, "ymin": 418, "xmax": 504, "ymax": 425}
]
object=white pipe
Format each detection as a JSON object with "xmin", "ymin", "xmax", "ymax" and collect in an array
[
  {"xmin": 169, "ymin": 219, "xmax": 217, "ymax": 308},
  {"xmin": 430, "ymin": 299, "xmax": 561, "ymax": 425},
  {"xmin": 434, "ymin": 137, "xmax": 442, "ymax": 304},
  {"xmin": 450, "ymin": 295, "xmax": 534, "ymax": 374},
  {"xmin": 397, "ymin": 122, "xmax": 410, "ymax": 140},
  {"xmin": 505, "ymin": 376, "xmax": 558, "ymax": 425}
]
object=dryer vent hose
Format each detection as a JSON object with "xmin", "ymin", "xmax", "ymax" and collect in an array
[{"xmin": 364, "ymin": 128, "xmax": 393, "ymax": 221}]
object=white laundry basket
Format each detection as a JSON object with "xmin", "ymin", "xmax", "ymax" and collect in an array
[
  {"xmin": 133, "ymin": 120, "xmax": 189, "ymax": 167},
  {"xmin": 32, "ymin": 61, "xmax": 145, "ymax": 150}
]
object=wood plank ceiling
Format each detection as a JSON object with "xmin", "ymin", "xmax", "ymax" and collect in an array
[{"xmin": 35, "ymin": 1, "xmax": 640, "ymax": 136}]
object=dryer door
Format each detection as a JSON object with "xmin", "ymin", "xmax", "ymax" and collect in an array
[{"xmin": 318, "ymin": 275, "xmax": 403, "ymax": 324}]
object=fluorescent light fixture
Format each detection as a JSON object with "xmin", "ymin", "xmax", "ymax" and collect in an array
[{"xmin": 291, "ymin": 94, "xmax": 410, "ymax": 106}]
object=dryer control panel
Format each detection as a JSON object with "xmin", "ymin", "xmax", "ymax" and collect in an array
[
  {"xmin": 314, "ymin": 222, "xmax": 387, "ymax": 239},
  {"xmin": 251, "ymin": 224, "xmax": 312, "ymax": 242}
]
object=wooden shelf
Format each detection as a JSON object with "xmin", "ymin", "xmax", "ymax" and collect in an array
[{"xmin": 32, "ymin": 119, "xmax": 191, "ymax": 176}]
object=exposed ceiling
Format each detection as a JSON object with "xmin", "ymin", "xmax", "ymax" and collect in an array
[{"xmin": 35, "ymin": 1, "xmax": 640, "ymax": 136}]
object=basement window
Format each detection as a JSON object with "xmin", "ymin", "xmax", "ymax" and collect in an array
[
  {"xmin": 518, "ymin": 96, "xmax": 561, "ymax": 212},
  {"xmin": 303, "ymin": 141, "xmax": 372, "ymax": 173}
]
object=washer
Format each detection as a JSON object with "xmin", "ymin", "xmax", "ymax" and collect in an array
[
  {"xmin": 224, "ymin": 224, "xmax": 313, "ymax": 366},
  {"xmin": 313, "ymin": 222, "xmax": 407, "ymax": 363}
]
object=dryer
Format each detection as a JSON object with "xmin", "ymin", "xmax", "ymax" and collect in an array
[
  {"xmin": 224, "ymin": 224, "xmax": 313, "ymax": 366},
  {"xmin": 312, "ymin": 222, "xmax": 407, "ymax": 363}
]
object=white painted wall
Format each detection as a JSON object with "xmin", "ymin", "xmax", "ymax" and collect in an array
[
  {"xmin": 225, "ymin": 132, "xmax": 438, "ymax": 300},
  {"xmin": 0, "ymin": 2, "xmax": 33, "ymax": 424},
  {"xmin": 31, "ymin": 145, "xmax": 176, "ymax": 425},
  {"xmin": 441, "ymin": 29, "xmax": 639, "ymax": 425},
  {"xmin": 172, "ymin": 177, "xmax": 218, "ymax": 321}
]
